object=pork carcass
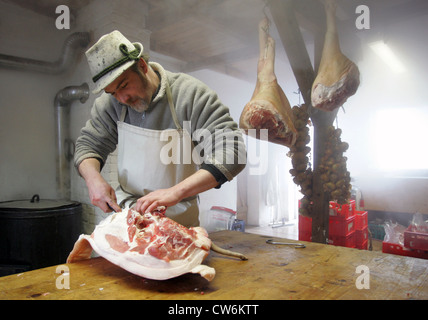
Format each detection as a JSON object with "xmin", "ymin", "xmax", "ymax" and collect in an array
[
  {"xmin": 67, "ymin": 207, "xmax": 216, "ymax": 281},
  {"xmin": 239, "ymin": 17, "xmax": 297, "ymax": 148},
  {"xmin": 311, "ymin": 0, "xmax": 360, "ymax": 111}
]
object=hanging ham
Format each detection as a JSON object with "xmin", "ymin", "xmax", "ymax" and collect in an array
[
  {"xmin": 311, "ymin": 0, "xmax": 360, "ymax": 111},
  {"xmin": 239, "ymin": 17, "xmax": 297, "ymax": 148}
]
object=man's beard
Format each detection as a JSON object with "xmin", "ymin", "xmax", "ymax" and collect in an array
[
  {"xmin": 128, "ymin": 98, "xmax": 149, "ymax": 113},
  {"xmin": 127, "ymin": 68, "xmax": 151, "ymax": 112}
]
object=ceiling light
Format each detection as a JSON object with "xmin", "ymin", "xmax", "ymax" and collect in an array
[{"xmin": 369, "ymin": 41, "xmax": 407, "ymax": 74}]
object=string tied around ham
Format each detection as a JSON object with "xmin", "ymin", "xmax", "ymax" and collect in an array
[{"xmin": 261, "ymin": 3, "xmax": 272, "ymax": 60}]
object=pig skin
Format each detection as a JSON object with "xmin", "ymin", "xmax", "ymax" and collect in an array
[{"xmin": 67, "ymin": 207, "xmax": 215, "ymax": 281}]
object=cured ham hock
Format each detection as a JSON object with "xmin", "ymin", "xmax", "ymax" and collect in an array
[
  {"xmin": 67, "ymin": 207, "xmax": 246, "ymax": 281},
  {"xmin": 239, "ymin": 18, "xmax": 297, "ymax": 148},
  {"xmin": 311, "ymin": 0, "xmax": 360, "ymax": 111}
]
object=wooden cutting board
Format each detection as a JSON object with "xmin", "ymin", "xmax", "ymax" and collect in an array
[{"xmin": 1, "ymin": 230, "xmax": 427, "ymax": 300}]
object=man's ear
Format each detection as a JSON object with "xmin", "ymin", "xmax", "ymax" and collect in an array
[{"xmin": 138, "ymin": 58, "xmax": 148, "ymax": 74}]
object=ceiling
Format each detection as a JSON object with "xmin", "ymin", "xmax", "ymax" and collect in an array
[{"xmin": 4, "ymin": 0, "xmax": 428, "ymax": 81}]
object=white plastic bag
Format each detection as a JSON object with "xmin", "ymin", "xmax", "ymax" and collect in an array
[{"xmin": 383, "ymin": 220, "xmax": 406, "ymax": 245}]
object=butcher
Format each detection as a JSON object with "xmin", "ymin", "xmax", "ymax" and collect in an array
[{"xmin": 74, "ymin": 30, "xmax": 246, "ymax": 227}]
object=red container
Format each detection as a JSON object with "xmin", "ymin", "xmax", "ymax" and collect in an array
[
  {"xmin": 355, "ymin": 210, "xmax": 368, "ymax": 230},
  {"xmin": 329, "ymin": 233, "xmax": 356, "ymax": 248},
  {"xmin": 299, "ymin": 214, "xmax": 356, "ymax": 237},
  {"xmin": 298, "ymin": 214, "xmax": 356, "ymax": 248},
  {"xmin": 329, "ymin": 200, "xmax": 355, "ymax": 219},
  {"xmin": 298, "ymin": 215, "xmax": 312, "ymax": 241},
  {"xmin": 355, "ymin": 227, "xmax": 369, "ymax": 250},
  {"xmin": 382, "ymin": 241, "xmax": 428, "ymax": 259},
  {"xmin": 403, "ymin": 226, "xmax": 428, "ymax": 251},
  {"xmin": 356, "ymin": 239, "xmax": 368, "ymax": 250},
  {"xmin": 329, "ymin": 215, "xmax": 355, "ymax": 237},
  {"xmin": 299, "ymin": 231, "xmax": 311, "ymax": 242},
  {"xmin": 382, "ymin": 242, "xmax": 408, "ymax": 256},
  {"xmin": 298, "ymin": 215, "xmax": 312, "ymax": 233}
]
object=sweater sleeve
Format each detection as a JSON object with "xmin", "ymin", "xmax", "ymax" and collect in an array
[
  {"xmin": 171, "ymin": 74, "xmax": 247, "ymax": 182},
  {"xmin": 74, "ymin": 94, "xmax": 120, "ymax": 171}
]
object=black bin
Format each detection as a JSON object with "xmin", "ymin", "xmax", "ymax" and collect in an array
[{"xmin": 0, "ymin": 195, "xmax": 82, "ymax": 276}]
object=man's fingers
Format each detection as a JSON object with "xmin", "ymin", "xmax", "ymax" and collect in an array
[
  {"xmin": 106, "ymin": 188, "xmax": 121, "ymax": 213},
  {"xmin": 107, "ymin": 200, "xmax": 122, "ymax": 213},
  {"xmin": 146, "ymin": 201, "xmax": 160, "ymax": 214},
  {"xmin": 134, "ymin": 197, "xmax": 159, "ymax": 214}
]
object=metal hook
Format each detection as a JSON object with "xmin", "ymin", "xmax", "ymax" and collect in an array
[{"xmin": 266, "ymin": 239, "xmax": 306, "ymax": 248}]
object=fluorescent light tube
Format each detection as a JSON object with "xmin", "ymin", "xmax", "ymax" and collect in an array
[{"xmin": 369, "ymin": 41, "xmax": 407, "ymax": 74}]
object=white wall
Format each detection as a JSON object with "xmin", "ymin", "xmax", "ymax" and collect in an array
[
  {"xmin": 185, "ymin": 69, "xmax": 251, "ymax": 216},
  {"xmin": 335, "ymin": 14, "xmax": 428, "ymax": 214},
  {"xmin": 0, "ymin": 0, "xmax": 152, "ymax": 233},
  {"xmin": 0, "ymin": 1, "xmax": 80, "ymax": 201}
]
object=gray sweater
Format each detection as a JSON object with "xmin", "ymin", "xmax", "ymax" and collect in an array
[{"xmin": 74, "ymin": 62, "xmax": 246, "ymax": 183}]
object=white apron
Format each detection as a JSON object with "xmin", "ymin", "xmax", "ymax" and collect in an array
[{"xmin": 115, "ymin": 82, "xmax": 199, "ymax": 227}]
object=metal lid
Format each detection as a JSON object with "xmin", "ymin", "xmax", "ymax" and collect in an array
[{"xmin": 0, "ymin": 194, "xmax": 78, "ymax": 211}]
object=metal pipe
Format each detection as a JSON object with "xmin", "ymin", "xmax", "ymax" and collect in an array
[
  {"xmin": 0, "ymin": 32, "xmax": 90, "ymax": 74},
  {"xmin": 54, "ymin": 83, "xmax": 89, "ymax": 199}
]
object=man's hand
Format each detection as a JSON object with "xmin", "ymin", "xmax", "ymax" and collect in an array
[
  {"xmin": 134, "ymin": 169, "xmax": 219, "ymax": 214},
  {"xmin": 79, "ymin": 158, "xmax": 121, "ymax": 213},
  {"xmin": 134, "ymin": 187, "xmax": 181, "ymax": 214},
  {"xmin": 86, "ymin": 176, "xmax": 121, "ymax": 213}
]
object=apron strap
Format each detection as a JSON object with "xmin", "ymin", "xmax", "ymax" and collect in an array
[
  {"xmin": 120, "ymin": 104, "xmax": 127, "ymax": 122},
  {"xmin": 165, "ymin": 81, "xmax": 182, "ymax": 130}
]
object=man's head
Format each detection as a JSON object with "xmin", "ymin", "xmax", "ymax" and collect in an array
[
  {"xmin": 104, "ymin": 61, "xmax": 152, "ymax": 112},
  {"xmin": 86, "ymin": 30, "xmax": 157, "ymax": 112},
  {"xmin": 86, "ymin": 30, "xmax": 143, "ymax": 94}
]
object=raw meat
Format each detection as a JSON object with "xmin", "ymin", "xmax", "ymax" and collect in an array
[
  {"xmin": 67, "ymin": 207, "xmax": 216, "ymax": 281},
  {"xmin": 239, "ymin": 17, "xmax": 297, "ymax": 148},
  {"xmin": 311, "ymin": 0, "xmax": 360, "ymax": 111}
]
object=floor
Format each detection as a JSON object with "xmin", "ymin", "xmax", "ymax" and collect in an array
[{"xmin": 245, "ymin": 222, "xmax": 383, "ymax": 251}]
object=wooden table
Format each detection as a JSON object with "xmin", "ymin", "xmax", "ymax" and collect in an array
[{"xmin": 1, "ymin": 231, "xmax": 427, "ymax": 300}]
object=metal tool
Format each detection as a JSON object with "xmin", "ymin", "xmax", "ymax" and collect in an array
[{"xmin": 266, "ymin": 239, "xmax": 306, "ymax": 248}]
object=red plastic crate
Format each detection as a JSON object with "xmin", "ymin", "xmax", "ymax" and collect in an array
[
  {"xmin": 355, "ymin": 227, "xmax": 369, "ymax": 250},
  {"xmin": 299, "ymin": 231, "xmax": 311, "ymax": 242},
  {"xmin": 298, "ymin": 215, "xmax": 356, "ymax": 248},
  {"xmin": 329, "ymin": 215, "xmax": 355, "ymax": 237},
  {"xmin": 299, "ymin": 214, "xmax": 355, "ymax": 236},
  {"xmin": 298, "ymin": 215, "xmax": 312, "ymax": 241},
  {"xmin": 298, "ymin": 215, "xmax": 312, "ymax": 233},
  {"xmin": 382, "ymin": 242, "xmax": 408, "ymax": 256},
  {"xmin": 403, "ymin": 226, "xmax": 428, "ymax": 251},
  {"xmin": 355, "ymin": 210, "xmax": 368, "ymax": 230},
  {"xmin": 407, "ymin": 249, "xmax": 428, "ymax": 259},
  {"xmin": 356, "ymin": 239, "xmax": 368, "ymax": 250},
  {"xmin": 382, "ymin": 241, "xmax": 428, "ymax": 259},
  {"xmin": 329, "ymin": 200, "xmax": 355, "ymax": 219},
  {"xmin": 329, "ymin": 233, "xmax": 356, "ymax": 248}
]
